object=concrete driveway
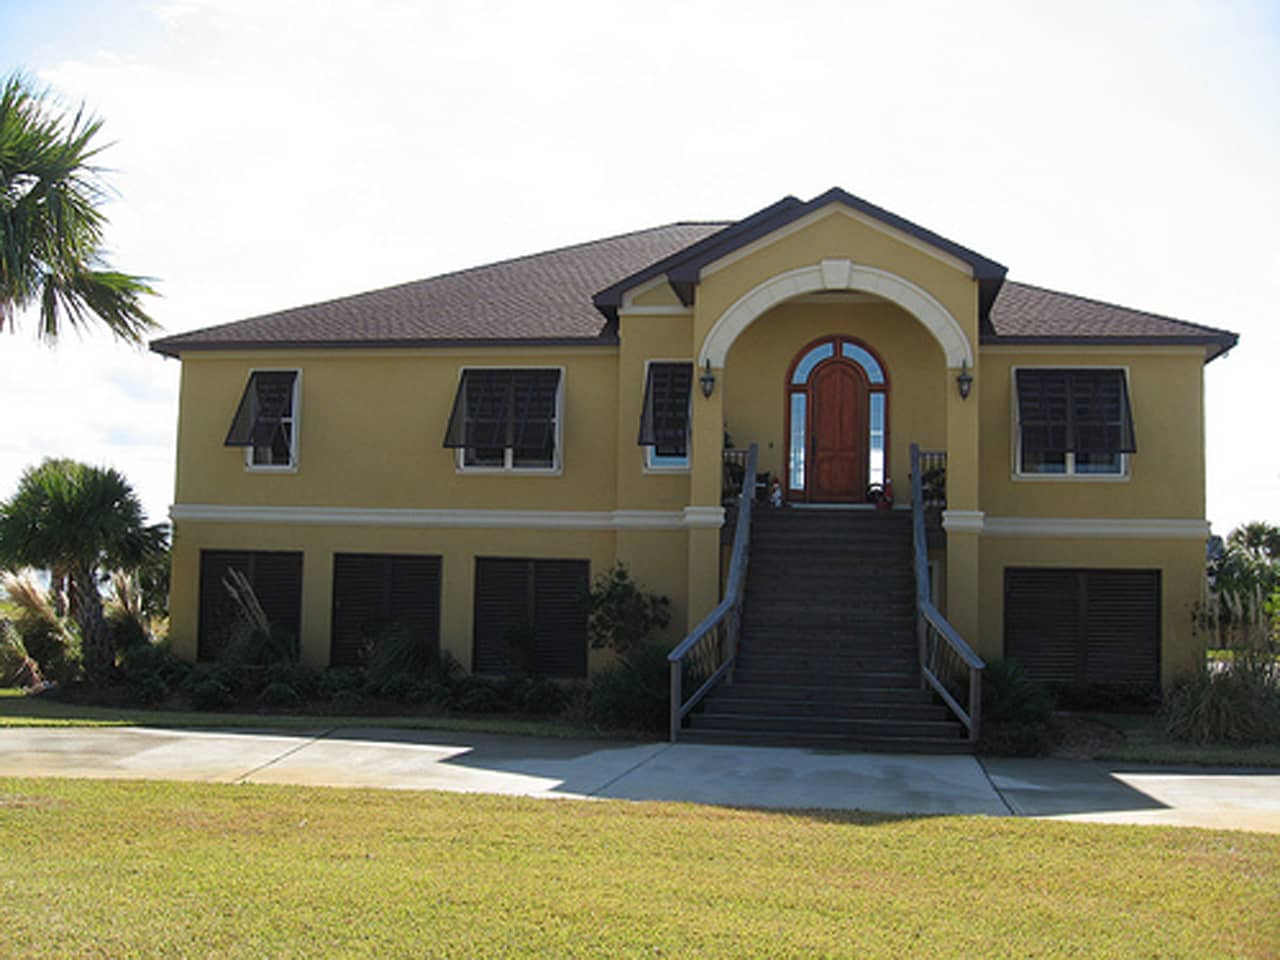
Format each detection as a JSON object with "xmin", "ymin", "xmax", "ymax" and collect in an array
[{"xmin": 1, "ymin": 726, "xmax": 1277, "ymax": 832}]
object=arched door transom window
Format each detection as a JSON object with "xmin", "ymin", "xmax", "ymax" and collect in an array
[{"xmin": 786, "ymin": 336, "xmax": 889, "ymax": 503}]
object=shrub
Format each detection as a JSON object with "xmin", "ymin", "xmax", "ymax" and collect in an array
[
  {"xmin": 258, "ymin": 682, "xmax": 301, "ymax": 708},
  {"xmin": 364, "ymin": 624, "xmax": 436, "ymax": 689},
  {"xmin": 589, "ymin": 642, "xmax": 670, "ymax": 734},
  {"xmin": 1163, "ymin": 655, "xmax": 1280, "ymax": 745},
  {"xmin": 317, "ymin": 668, "xmax": 365, "ymax": 699},
  {"xmin": 263, "ymin": 662, "xmax": 319, "ymax": 699},
  {"xmin": 118, "ymin": 641, "xmax": 190, "ymax": 706},
  {"xmin": 586, "ymin": 564, "xmax": 671, "ymax": 657},
  {"xmin": 517, "ymin": 677, "xmax": 570, "ymax": 715},
  {"xmin": 978, "ymin": 658, "xmax": 1054, "ymax": 756},
  {"xmin": 186, "ymin": 674, "xmax": 236, "ymax": 711},
  {"xmin": 449, "ymin": 677, "xmax": 511, "ymax": 714},
  {"xmin": 3, "ymin": 573, "xmax": 81, "ymax": 683}
]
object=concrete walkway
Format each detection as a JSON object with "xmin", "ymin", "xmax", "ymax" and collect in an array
[{"xmin": 1, "ymin": 726, "xmax": 1277, "ymax": 832}]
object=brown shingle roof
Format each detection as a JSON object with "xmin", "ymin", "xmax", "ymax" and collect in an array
[
  {"xmin": 152, "ymin": 223, "xmax": 1238, "ymax": 361},
  {"xmin": 988, "ymin": 281, "xmax": 1237, "ymax": 357},
  {"xmin": 151, "ymin": 222, "xmax": 729, "ymax": 356}
]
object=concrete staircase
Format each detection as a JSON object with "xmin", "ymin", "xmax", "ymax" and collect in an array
[{"xmin": 684, "ymin": 508, "xmax": 972, "ymax": 752}]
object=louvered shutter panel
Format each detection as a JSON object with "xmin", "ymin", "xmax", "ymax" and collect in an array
[
  {"xmin": 225, "ymin": 372, "xmax": 296, "ymax": 447},
  {"xmin": 1004, "ymin": 569, "xmax": 1082, "ymax": 685},
  {"xmin": 1015, "ymin": 370, "xmax": 1071, "ymax": 456},
  {"xmin": 531, "ymin": 560, "xmax": 589, "ymax": 678},
  {"xmin": 197, "ymin": 550, "xmax": 302, "ymax": 661},
  {"xmin": 249, "ymin": 552, "xmax": 304, "ymax": 647},
  {"xmin": 1083, "ymin": 570, "xmax": 1160, "ymax": 688},
  {"xmin": 473, "ymin": 558, "xmax": 533, "ymax": 674},
  {"xmin": 198, "ymin": 551, "xmax": 250, "ymax": 660},
  {"xmin": 331, "ymin": 554, "xmax": 442, "ymax": 667}
]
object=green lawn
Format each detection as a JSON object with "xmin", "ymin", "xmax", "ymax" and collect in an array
[
  {"xmin": 0, "ymin": 688, "xmax": 607, "ymax": 740},
  {"xmin": 0, "ymin": 778, "xmax": 1275, "ymax": 958}
]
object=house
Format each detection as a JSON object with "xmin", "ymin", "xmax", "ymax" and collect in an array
[{"xmin": 152, "ymin": 188, "xmax": 1237, "ymax": 747}]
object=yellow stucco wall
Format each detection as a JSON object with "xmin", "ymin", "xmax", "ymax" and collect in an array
[
  {"xmin": 175, "ymin": 347, "xmax": 620, "ymax": 512},
  {"xmin": 979, "ymin": 346, "xmax": 1206, "ymax": 519}
]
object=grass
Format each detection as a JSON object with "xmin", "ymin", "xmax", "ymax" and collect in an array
[
  {"xmin": 1089, "ymin": 711, "xmax": 1280, "ymax": 767},
  {"xmin": 0, "ymin": 778, "xmax": 1277, "ymax": 959},
  {"xmin": 0, "ymin": 688, "xmax": 610, "ymax": 740}
]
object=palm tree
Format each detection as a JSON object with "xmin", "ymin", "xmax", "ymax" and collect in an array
[
  {"xmin": 0, "ymin": 459, "xmax": 166, "ymax": 681},
  {"xmin": 0, "ymin": 72, "xmax": 157, "ymax": 342}
]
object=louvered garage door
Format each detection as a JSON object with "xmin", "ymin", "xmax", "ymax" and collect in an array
[
  {"xmin": 1004, "ymin": 568, "xmax": 1160, "ymax": 690},
  {"xmin": 198, "ymin": 550, "xmax": 303, "ymax": 661},
  {"xmin": 473, "ymin": 558, "xmax": 589, "ymax": 677},
  {"xmin": 330, "ymin": 554, "xmax": 442, "ymax": 668}
]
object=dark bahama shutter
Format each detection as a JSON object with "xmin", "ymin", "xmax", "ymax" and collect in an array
[
  {"xmin": 638, "ymin": 363, "xmax": 692, "ymax": 453},
  {"xmin": 531, "ymin": 559, "xmax": 589, "ymax": 678},
  {"xmin": 1016, "ymin": 369, "xmax": 1135, "ymax": 457},
  {"xmin": 511, "ymin": 370, "xmax": 560, "ymax": 460},
  {"xmin": 1070, "ymin": 369, "xmax": 1137, "ymax": 454},
  {"xmin": 225, "ymin": 371, "xmax": 296, "ymax": 447},
  {"xmin": 197, "ymin": 550, "xmax": 302, "ymax": 661},
  {"xmin": 1004, "ymin": 568, "xmax": 1160, "ymax": 691},
  {"xmin": 331, "ymin": 554, "xmax": 442, "ymax": 668},
  {"xmin": 443, "ymin": 370, "xmax": 511, "ymax": 449},
  {"xmin": 473, "ymin": 558, "xmax": 533, "ymax": 674},
  {"xmin": 1015, "ymin": 369, "xmax": 1070, "ymax": 456}
]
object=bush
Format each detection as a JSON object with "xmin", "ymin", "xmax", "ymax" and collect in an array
[
  {"xmin": 1163, "ymin": 655, "xmax": 1280, "ymax": 745},
  {"xmin": 517, "ymin": 677, "xmax": 570, "ymax": 715},
  {"xmin": 364, "ymin": 624, "xmax": 437, "ymax": 689},
  {"xmin": 258, "ymin": 682, "xmax": 301, "ymax": 708},
  {"xmin": 586, "ymin": 564, "xmax": 671, "ymax": 657},
  {"xmin": 263, "ymin": 662, "xmax": 319, "ymax": 699},
  {"xmin": 118, "ymin": 642, "xmax": 190, "ymax": 706},
  {"xmin": 978, "ymin": 659, "xmax": 1054, "ymax": 756},
  {"xmin": 450, "ymin": 677, "xmax": 511, "ymax": 714},
  {"xmin": 589, "ymin": 643, "xmax": 670, "ymax": 734},
  {"xmin": 186, "ymin": 674, "xmax": 236, "ymax": 711}
]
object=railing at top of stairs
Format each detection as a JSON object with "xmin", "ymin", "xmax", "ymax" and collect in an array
[
  {"xmin": 668, "ymin": 443, "xmax": 758, "ymax": 742},
  {"xmin": 910, "ymin": 442, "xmax": 985, "ymax": 742}
]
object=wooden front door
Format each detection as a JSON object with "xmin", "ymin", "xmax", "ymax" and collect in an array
[{"xmin": 809, "ymin": 361, "xmax": 868, "ymax": 502}]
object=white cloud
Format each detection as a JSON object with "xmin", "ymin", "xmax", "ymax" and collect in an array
[{"xmin": 2, "ymin": 0, "xmax": 1276, "ymax": 531}]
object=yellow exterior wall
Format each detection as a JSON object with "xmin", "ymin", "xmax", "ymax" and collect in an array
[
  {"xmin": 977, "ymin": 536, "xmax": 1205, "ymax": 686},
  {"xmin": 723, "ymin": 298, "xmax": 946, "ymax": 488},
  {"xmin": 175, "ymin": 347, "xmax": 620, "ymax": 512},
  {"xmin": 979, "ymin": 346, "xmax": 1206, "ymax": 519}
]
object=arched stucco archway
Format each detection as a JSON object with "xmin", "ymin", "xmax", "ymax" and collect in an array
[{"xmin": 698, "ymin": 258, "xmax": 973, "ymax": 369}]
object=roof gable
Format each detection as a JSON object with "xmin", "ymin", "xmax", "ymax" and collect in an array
[{"xmin": 593, "ymin": 188, "xmax": 1008, "ymax": 321}]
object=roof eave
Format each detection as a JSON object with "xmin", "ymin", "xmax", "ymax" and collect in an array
[
  {"xmin": 150, "ymin": 333, "xmax": 621, "ymax": 358},
  {"xmin": 979, "ymin": 332, "xmax": 1240, "ymax": 363}
]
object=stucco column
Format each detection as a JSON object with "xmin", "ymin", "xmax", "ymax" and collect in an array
[
  {"xmin": 686, "ymin": 365, "xmax": 725, "ymax": 629},
  {"xmin": 943, "ymin": 366, "xmax": 983, "ymax": 645}
]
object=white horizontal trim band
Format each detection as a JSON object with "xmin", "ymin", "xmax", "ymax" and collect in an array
[
  {"xmin": 170, "ymin": 504, "xmax": 725, "ymax": 531},
  {"xmin": 982, "ymin": 517, "xmax": 1210, "ymax": 539}
]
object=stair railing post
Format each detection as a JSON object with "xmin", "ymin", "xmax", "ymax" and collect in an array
[{"xmin": 670, "ymin": 660, "xmax": 682, "ymax": 743}]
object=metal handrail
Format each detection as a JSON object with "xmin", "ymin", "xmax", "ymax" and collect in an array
[
  {"xmin": 668, "ymin": 443, "xmax": 758, "ymax": 741},
  {"xmin": 910, "ymin": 443, "xmax": 984, "ymax": 741}
]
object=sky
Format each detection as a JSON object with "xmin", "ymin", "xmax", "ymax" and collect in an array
[{"xmin": 1, "ymin": 0, "xmax": 1277, "ymax": 535}]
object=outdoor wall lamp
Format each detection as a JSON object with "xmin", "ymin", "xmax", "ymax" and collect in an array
[
  {"xmin": 956, "ymin": 361, "xmax": 973, "ymax": 400},
  {"xmin": 700, "ymin": 359, "xmax": 716, "ymax": 398}
]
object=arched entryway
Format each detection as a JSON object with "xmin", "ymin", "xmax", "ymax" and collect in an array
[{"xmin": 785, "ymin": 335, "xmax": 888, "ymax": 503}]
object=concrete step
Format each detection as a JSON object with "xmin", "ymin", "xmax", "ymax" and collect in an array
[
  {"xmin": 731, "ymin": 667, "xmax": 920, "ymax": 687},
  {"xmin": 679, "ymin": 729, "xmax": 974, "ymax": 754},
  {"xmin": 688, "ymin": 712, "xmax": 966, "ymax": 741},
  {"xmin": 716, "ymin": 681, "xmax": 935, "ymax": 705},
  {"xmin": 702, "ymin": 694, "xmax": 952, "ymax": 721}
]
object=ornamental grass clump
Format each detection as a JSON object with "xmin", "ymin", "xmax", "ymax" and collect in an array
[{"xmin": 1164, "ymin": 651, "xmax": 1280, "ymax": 745}]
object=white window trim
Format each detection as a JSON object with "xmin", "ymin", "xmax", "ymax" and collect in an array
[
  {"xmin": 1010, "ymin": 364, "xmax": 1130, "ymax": 482},
  {"xmin": 642, "ymin": 358, "xmax": 693, "ymax": 474},
  {"xmin": 244, "ymin": 367, "xmax": 301, "ymax": 474},
  {"xmin": 454, "ymin": 365, "xmax": 565, "ymax": 476}
]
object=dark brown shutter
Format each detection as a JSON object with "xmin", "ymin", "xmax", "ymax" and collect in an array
[
  {"xmin": 531, "ymin": 559, "xmax": 589, "ymax": 678},
  {"xmin": 1083, "ymin": 570, "xmax": 1160, "ymax": 687},
  {"xmin": 1016, "ymin": 369, "xmax": 1135, "ymax": 457},
  {"xmin": 331, "ymin": 554, "xmax": 442, "ymax": 668},
  {"xmin": 638, "ymin": 363, "xmax": 692, "ymax": 455},
  {"xmin": 473, "ymin": 558, "xmax": 588, "ymax": 677},
  {"xmin": 197, "ymin": 550, "xmax": 302, "ymax": 661},
  {"xmin": 1004, "ymin": 568, "xmax": 1160, "ymax": 691},
  {"xmin": 1004, "ymin": 569, "xmax": 1081, "ymax": 685},
  {"xmin": 225, "ymin": 371, "xmax": 296, "ymax": 447},
  {"xmin": 473, "ymin": 558, "xmax": 533, "ymax": 674}
]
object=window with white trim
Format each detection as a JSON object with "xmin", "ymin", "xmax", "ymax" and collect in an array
[
  {"xmin": 1014, "ymin": 368, "xmax": 1135, "ymax": 477},
  {"xmin": 224, "ymin": 370, "xmax": 299, "ymax": 469},
  {"xmin": 638, "ymin": 361, "xmax": 692, "ymax": 468},
  {"xmin": 443, "ymin": 368, "xmax": 562, "ymax": 471}
]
